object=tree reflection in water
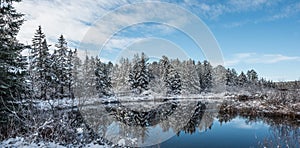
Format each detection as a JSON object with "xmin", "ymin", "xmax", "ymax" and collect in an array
[
  {"xmin": 218, "ymin": 111, "xmax": 300, "ymax": 148},
  {"xmin": 262, "ymin": 124, "xmax": 299, "ymax": 148},
  {"xmin": 80, "ymin": 99, "xmax": 219, "ymax": 147},
  {"xmin": 79, "ymin": 99, "xmax": 299, "ymax": 147}
]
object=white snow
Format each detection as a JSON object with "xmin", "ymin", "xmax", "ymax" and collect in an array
[
  {"xmin": 117, "ymin": 139, "xmax": 125, "ymax": 146},
  {"xmin": 0, "ymin": 137, "xmax": 110, "ymax": 148},
  {"xmin": 0, "ymin": 137, "xmax": 65, "ymax": 148},
  {"xmin": 76, "ymin": 128, "xmax": 83, "ymax": 134}
]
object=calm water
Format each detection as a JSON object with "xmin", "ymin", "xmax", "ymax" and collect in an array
[
  {"xmin": 161, "ymin": 117, "xmax": 276, "ymax": 148},
  {"xmin": 79, "ymin": 99, "xmax": 300, "ymax": 147}
]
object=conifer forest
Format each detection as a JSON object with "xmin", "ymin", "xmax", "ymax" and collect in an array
[{"xmin": 0, "ymin": 0, "xmax": 299, "ymax": 147}]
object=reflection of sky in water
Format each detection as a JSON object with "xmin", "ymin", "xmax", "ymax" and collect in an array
[
  {"xmin": 229, "ymin": 118, "xmax": 269, "ymax": 130},
  {"xmin": 160, "ymin": 117, "xmax": 273, "ymax": 148},
  {"xmin": 103, "ymin": 121, "xmax": 176, "ymax": 146},
  {"xmin": 82, "ymin": 101, "xmax": 298, "ymax": 147},
  {"xmin": 104, "ymin": 122, "xmax": 119, "ymax": 140},
  {"xmin": 92, "ymin": 100, "xmax": 212, "ymax": 147},
  {"xmin": 145, "ymin": 125, "xmax": 175, "ymax": 146}
]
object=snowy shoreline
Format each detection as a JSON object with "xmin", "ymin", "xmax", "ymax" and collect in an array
[
  {"xmin": 1, "ymin": 91, "xmax": 299, "ymax": 148},
  {"xmin": 28, "ymin": 90, "xmax": 300, "ymax": 119}
]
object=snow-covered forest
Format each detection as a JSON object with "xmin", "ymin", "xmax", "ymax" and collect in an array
[
  {"xmin": 26, "ymin": 28, "xmax": 277, "ymax": 100},
  {"xmin": 1, "ymin": 0, "xmax": 299, "ymax": 147},
  {"xmin": 14, "ymin": 26, "xmax": 277, "ymax": 101}
]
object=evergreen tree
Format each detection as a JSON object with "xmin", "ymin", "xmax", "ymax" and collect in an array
[
  {"xmin": 29, "ymin": 26, "xmax": 51, "ymax": 99},
  {"xmin": 202, "ymin": 60, "xmax": 213, "ymax": 91},
  {"xmin": 148, "ymin": 61, "xmax": 162, "ymax": 93},
  {"xmin": 181, "ymin": 59, "xmax": 200, "ymax": 94},
  {"xmin": 246, "ymin": 69, "xmax": 258, "ymax": 84},
  {"xmin": 225, "ymin": 68, "xmax": 238, "ymax": 86},
  {"xmin": 71, "ymin": 49, "xmax": 82, "ymax": 98},
  {"xmin": 159, "ymin": 56, "xmax": 169, "ymax": 78},
  {"xmin": 196, "ymin": 61, "xmax": 203, "ymax": 92},
  {"xmin": 81, "ymin": 55, "xmax": 97, "ymax": 97},
  {"xmin": 52, "ymin": 35, "xmax": 69, "ymax": 99},
  {"xmin": 237, "ymin": 71, "xmax": 247, "ymax": 86},
  {"xmin": 0, "ymin": 0, "xmax": 27, "ymax": 126},
  {"xmin": 66, "ymin": 48, "xmax": 76, "ymax": 99},
  {"xmin": 164, "ymin": 64, "xmax": 181, "ymax": 95},
  {"xmin": 231, "ymin": 69, "xmax": 238, "ymax": 85},
  {"xmin": 95, "ymin": 57, "xmax": 112, "ymax": 97},
  {"xmin": 128, "ymin": 53, "xmax": 150, "ymax": 94},
  {"xmin": 159, "ymin": 56, "xmax": 182, "ymax": 95},
  {"xmin": 111, "ymin": 57, "xmax": 131, "ymax": 92}
]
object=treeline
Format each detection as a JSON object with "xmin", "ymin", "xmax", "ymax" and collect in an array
[
  {"xmin": 109, "ymin": 53, "xmax": 276, "ymax": 96},
  {"xmin": 24, "ymin": 27, "xmax": 278, "ymax": 99}
]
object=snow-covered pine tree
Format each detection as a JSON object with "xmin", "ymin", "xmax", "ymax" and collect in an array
[
  {"xmin": 157, "ymin": 56, "xmax": 182, "ymax": 95},
  {"xmin": 149, "ymin": 61, "xmax": 159, "ymax": 78},
  {"xmin": 147, "ymin": 56, "xmax": 168, "ymax": 94},
  {"xmin": 52, "ymin": 35, "xmax": 69, "ymax": 99},
  {"xmin": 0, "ymin": 0, "xmax": 27, "ymax": 126},
  {"xmin": 29, "ymin": 26, "xmax": 51, "ymax": 100},
  {"xmin": 66, "ymin": 48, "xmax": 76, "ymax": 99},
  {"xmin": 196, "ymin": 61, "xmax": 203, "ymax": 92},
  {"xmin": 180, "ymin": 59, "xmax": 200, "ymax": 94},
  {"xmin": 40, "ymin": 40, "xmax": 52, "ymax": 98},
  {"xmin": 246, "ymin": 69, "xmax": 258, "ymax": 85},
  {"xmin": 95, "ymin": 57, "xmax": 112, "ymax": 97},
  {"xmin": 107, "ymin": 61, "xmax": 113, "ymax": 72},
  {"xmin": 225, "ymin": 68, "xmax": 238, "ymax": 87},
  {"xmin": 201, "ymin": 60, "xmax": 213, "ymax": 91},
  {"xmin": 237, "ymin": 71, "xmax": 248, "ymax": 86},
  {"xmin": 71, "ymin": 49, "xmax": 82, "ymax": 98},
  {"xmin": 148, "ymin": 61, "xmax": 163, "ymax": 93},
  {"xmin": 159, "ymin": 56, "xmax": 169, "ymax": 78},
  {"xmin": 231, "ymin": 68, "xmax": 238, "ymax": 86},
  {"xmin": 128, "ymin": 53, "xmax": 150, "ymax": 94},
  {"xmin": 164, "ymin": 64, "xmax": 182, "ymax": 95},
  {"xmin": 111, "ymin": 57, "xmax": 131, "ymax": 92}
]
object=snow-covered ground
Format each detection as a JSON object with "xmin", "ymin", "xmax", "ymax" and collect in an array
[
  {"xmin": 28, "ymin": 90, "xmax": 299, "ymax": 118},
  {"xmin": 0, "ymin": 137, "xmax": 109, "ymax": 148},
  {"xmin": 30, "ymin": 92, "xmax": 229, "ymax": 110}
]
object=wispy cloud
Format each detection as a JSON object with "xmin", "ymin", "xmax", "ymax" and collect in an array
[
  {"xmin": 15, "ymin": 0, "xmax": 107, "ymax": 45},
  {"xmin": 13, "ymin": 0, "xmax": 300, "ymax": 65},
  {"xmin": 14, "ymin": 0, "xmax": 193, "ymax": 59},
  {"xmin": 182, "ymin": 0, "xmax": 281, "ymax": 19},
  {"xmin": 15, "ymin": 0, "xmax": 300, "ymax": 48},
  {"xmin": 15, "ymin": 0, "xmax": 226, "ymax": 64},
  {"xmin": 269, "ymin": 2, "xmax": 300, "ymax": 20},
  {"xmin": 182, "ymin": 0, "xmax": 300, "ymax": 28},
  {"xmin": 225, "ymin": 53, "xmax": 300, "ymax": 66},
  {"xmin": 15, "ymin": 0, "xmax": 300, "ymax": 45}
]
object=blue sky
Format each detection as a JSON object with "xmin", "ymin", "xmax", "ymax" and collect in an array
[{"xmin": 15, "ymin": 0, "xmax": 300, "ymax": 81}]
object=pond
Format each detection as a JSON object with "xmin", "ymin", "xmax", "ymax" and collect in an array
[{"xmin": 79, "ymin": 99, "xmax": 300, "ymax": 147}]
